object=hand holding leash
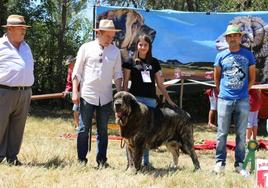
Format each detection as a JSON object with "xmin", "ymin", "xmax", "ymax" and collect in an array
[{"xmin": 167, "ymin": 99, "xmax": 178, "ymax": 108}]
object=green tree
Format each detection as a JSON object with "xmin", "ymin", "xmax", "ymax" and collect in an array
[
  {"xmin": 104, "ymin": 0, "xmax": 268, "ymax": 11},
  {"xmin": 0, "ymin": 0, "xmax": 91, "ymax": 96},
  {"xmin": 0, "ymin": 0, "xmax": 9, "ymax": 36}
]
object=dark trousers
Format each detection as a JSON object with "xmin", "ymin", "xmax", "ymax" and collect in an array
[{"xmin": 77, "ymin": 98, "xmax": 111, "ymax": 164}]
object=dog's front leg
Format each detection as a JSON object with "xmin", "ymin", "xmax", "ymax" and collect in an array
[
  {"xmin": 133, "ymin": 147, "xmax": 143, "ymax": 171},
  {"xmin": 126, "ymin": 146, "xmax": 135, "ymax": 170}
]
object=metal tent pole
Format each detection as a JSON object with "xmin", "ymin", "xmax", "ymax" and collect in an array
[
  {"xmin": 180, "ymin": 79, "xmax": 184, "ymax": 108},
  {"xmin": 93, "ymin": 4, "xmax": 96, "ymax": 40}
]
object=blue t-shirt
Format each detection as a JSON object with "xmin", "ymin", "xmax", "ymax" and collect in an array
[{"xmin": 214, "ymin": 48, "xmax": 256, "ymax": 100}]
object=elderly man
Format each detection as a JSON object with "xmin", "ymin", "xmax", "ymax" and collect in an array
[
  {"xmin": 0, "ymin": 15, "xmax": 34, "ymax": 165},
  {"xmin": 72, "ymin": 19, "xmax": 122, "ymax": 168},
  {"xmin": 213, "ymin": 24, "xmax": 256, "ymax": 175}
]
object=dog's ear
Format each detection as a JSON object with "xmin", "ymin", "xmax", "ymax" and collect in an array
[
  {"xmin": 122, "ymin": 93, "xmax": 139, "ymax": 110},
  {"xmin": 114, "ymin": 91, "xmax": 124, "ymax": 100},
  {"xmin": 122, "ymin": 93, "xmax": 132, "ymax": 104},
  {"xmin": 130, "ymin": 95, "xmax": 139, "ymax": 111}
]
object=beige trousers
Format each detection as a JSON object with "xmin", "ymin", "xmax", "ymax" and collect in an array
[{"xmin": 0, "ymin": 88, "xmax": 32, "ymax": 161}]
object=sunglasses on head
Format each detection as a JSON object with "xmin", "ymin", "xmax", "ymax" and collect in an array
[{"xmin": 99, "ymin": 53, "xmax": 103, "ymax": 63}]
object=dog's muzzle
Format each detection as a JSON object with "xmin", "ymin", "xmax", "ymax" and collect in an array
[
  {"xmin": 114, "ymin": 100, "xmax": 122, "ymax": 111},
  {"xmin": 114, "ymin": 100, "xmax": 124, "ymax": 118}
]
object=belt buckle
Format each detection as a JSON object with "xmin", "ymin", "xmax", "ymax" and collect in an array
[{"xmin": 18, "ymin": 86, "xmax": 24, "ymax": 91}]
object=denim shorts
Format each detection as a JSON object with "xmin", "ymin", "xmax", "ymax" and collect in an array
[
  {"xmin": 209, "ymin": 95, "xmax": 217, "ymax": 110},
  {"xmin": 72, "ymin": 103, "xmax": 80, "ymax": 112},
  {"xmin": 247, "ymin": 111, "xmax": 259, "ymax": 128}
]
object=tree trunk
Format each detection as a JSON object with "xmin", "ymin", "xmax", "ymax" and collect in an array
[
  {"xmin": 56, "ymin": 0, "xmax": 67, "ymax": 91},
  {"xmin": 0, "ymin": 0, "xmax": 8, "ymax": 36},
  {"xmin": 186, "ymin": 0, "xmax": 195, "ymax": 11},
  {"xmin": 59, "ymin": 0, "xmax": 67, "ymax": 61}
]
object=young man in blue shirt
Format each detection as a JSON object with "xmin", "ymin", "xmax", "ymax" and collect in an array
[{"xmin": 213, "ymin": 24, "xmax": 256, "ymax": 175}]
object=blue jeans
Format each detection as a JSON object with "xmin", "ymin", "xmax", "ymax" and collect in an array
[
  {"xmin": 216, "ymin": 98, "xmax": 249, "ymax": 166},
  {"xmin": 136, "ymin": 96, "xmax": 157, "ymax": 165},
  {"xmin": 77, "ymin": 98, "xmax": 111, "ymax": 164},
  {"xmin": 136, "ymin": 96, "xmax": 157, "ymax": 108}
]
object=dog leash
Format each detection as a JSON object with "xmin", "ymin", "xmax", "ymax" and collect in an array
[
  {"xmin": 120, "ymin": 138, "xmax": 125, "ymax": 148},
  {"xmin": 88, "ymin": 127, "xmax": 92, "ymax": 152}
]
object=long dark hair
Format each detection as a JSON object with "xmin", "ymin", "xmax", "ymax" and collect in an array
[{"xmin": 133, "ymin": 34, "xmax": 153, "ymax": 64}]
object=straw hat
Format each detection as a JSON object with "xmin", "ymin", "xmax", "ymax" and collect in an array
[
  {"xmin": 94, "ymin": 19, "xmax": 121, "ymax": 32},
  {"xmin": 224, "ymin": 25, "xmax": 243, "ymax": 36},
  {"xmin": 2, "ymin": 15, "xmax": 31, "ymax": 28}
]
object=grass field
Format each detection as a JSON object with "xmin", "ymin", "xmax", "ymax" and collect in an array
[{"xmin": 0, "ymin": 107, "xmax": 267, "ymax": 188}]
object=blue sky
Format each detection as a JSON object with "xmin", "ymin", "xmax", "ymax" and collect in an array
[{"xmin": 83, "ymin": 0, "xmax": 94, "ymax": 21}]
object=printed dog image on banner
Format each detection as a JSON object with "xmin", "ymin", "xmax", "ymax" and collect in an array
[
  {"xmin": 216, "ymin": 16, "xmax": 268, "ymax": 83},
  {"xmin": 96, "ymin": 9, "xmax": 156, "ymax": 63}
]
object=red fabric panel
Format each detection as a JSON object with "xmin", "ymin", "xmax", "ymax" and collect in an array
[{"xmin": 259, "ymin": 91, "xmax": 268, "ymax": 119}]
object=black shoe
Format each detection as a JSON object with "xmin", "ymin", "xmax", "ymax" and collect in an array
[
  {"xmin": 98, "ymin": 162, "xmax": 109, "ymax": 169},
  {"xmin": 7, "ymin": 159, "xmax": 22, "ymax": 166},
  {"xmin": 78, "ymin": 158, "xmax": 88, "ymax": 165},
  {"xmin": 142, "ymin": 163, "xmax": 155, "ymax": 170}
]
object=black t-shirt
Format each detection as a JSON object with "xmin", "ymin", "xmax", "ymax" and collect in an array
[{"xmin": 123, "ymin": 57, "xmax": 161, "ymax": 99}]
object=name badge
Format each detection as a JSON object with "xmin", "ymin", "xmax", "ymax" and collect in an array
[{"xmin": 141, "ymin": 71, "xmax": 152, "ymax": 83}]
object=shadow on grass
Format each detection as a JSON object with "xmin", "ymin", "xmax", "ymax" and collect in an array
[
  {"xmin": 29, "ymin": 104, "xmax": 117, "ymax": 123},
  {"xmin": 194, "ymin": 123, "xmax": 236, "ymax": 134},
  {"xmin": 29, "ymin": 105, "xmax": 73, "ymax": 119},
  {"xmin": 141, "ymin": 166, "xmax": 189, "ymax": 177},
  {"xmin": 26, "ymin": 156, "xmax": 68, "ymax": 169},
  {"xmin": 194, "ymin": 124, "xmax": 215, "ymax": 132}
]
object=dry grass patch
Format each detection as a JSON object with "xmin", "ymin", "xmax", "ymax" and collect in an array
[{"xmin": 0, "ymin": 109, "xmax": 266, "ymax": 188}]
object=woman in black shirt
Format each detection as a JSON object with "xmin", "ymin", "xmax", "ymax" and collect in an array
[{"xmin": 123, "ymin": 34, "xmax": 176, "ymax": 167}]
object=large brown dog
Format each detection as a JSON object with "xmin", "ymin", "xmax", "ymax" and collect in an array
[{"xmin": 113, "ymin": 91, "xmax": 200, "ymax": 171}]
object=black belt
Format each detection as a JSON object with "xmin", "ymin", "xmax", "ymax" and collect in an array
[{"xmin": 0, "ymin": 84, "xmax": 31, "ymax": 91}]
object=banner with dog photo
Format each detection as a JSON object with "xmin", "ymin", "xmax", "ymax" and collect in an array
[{"xmin": 96, "ymin": 6, "xmax": 268, "ymax": 83}]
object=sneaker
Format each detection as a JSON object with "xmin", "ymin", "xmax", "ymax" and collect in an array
[
  {"xmin": 234, "ymin": 162, "xmax": 244, "ymax": 173},
  {"xmin": 212, "ymin": 161, "xmax": 225, "ymax": 174},
  {"xmin": 234, "ymin": 163, "xmax": 250, "ymax": 177}
]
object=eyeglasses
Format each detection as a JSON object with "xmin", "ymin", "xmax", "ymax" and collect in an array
[{"xmin": 99, "ymin": 53, "xmax": 103, "ymax": 63}]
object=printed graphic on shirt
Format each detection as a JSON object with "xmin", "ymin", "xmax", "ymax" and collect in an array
[
  {"xmin": 133, "ymin": 61, "xmax": 152, "ymax": 71},
  {"xmin": 141, "ymin": 71, "xmax": 152, "ymax": 83},
  {"xmin": 142, "ymin": 63, "xmax": 152, "ymax": 71},
  {"xmin": 222, "ymin": 54, "xmax": 248, "ymax": 89}
]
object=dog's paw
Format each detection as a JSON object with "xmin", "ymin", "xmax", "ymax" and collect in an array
[
  {"xmin": 141, "ymin": 164, "xmax": 155, "ymax": 172},
  {"xmin": 126, "ymin": 167, "xmax": 138, "ymax": 175},
  {"xmin": 193, "ymin": 167, "xmax": 201, "ymax": 172},
  {"xmin": 168, "ymin": 164, "xmax": 182, "ymax": 171}
]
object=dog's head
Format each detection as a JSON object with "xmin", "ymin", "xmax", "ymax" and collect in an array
[
  {"xmin": 216, "ymin": 16, "xmax": 266, "ymax": 50},
  {"xmin": 97, "ymin": 9, "xmax": 156, "ymax": 63},
  {"xmin": 113, "ymin": 91, "xmax": 138, "ymax": 126},
  {"xmin": 215, "ymin": 16, "xmax": 268, "ymax": 83}
]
